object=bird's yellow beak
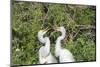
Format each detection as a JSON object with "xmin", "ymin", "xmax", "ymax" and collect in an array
[
  {"xmin": 54, "ymin": 27, "xmax": 60, "ymax": 31},
  {"xmin": 42, "ymin": 27, "xmax": 49, "ymax": 33}
]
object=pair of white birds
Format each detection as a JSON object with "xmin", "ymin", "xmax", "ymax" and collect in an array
[{"xmin": 38, "ymin": 26, "xmax": 75, "ymax": 64}]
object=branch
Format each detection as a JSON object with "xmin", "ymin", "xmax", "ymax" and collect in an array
[{"xmin": 76, "ymin": 25, "xmax": 96, "ymax": 30}]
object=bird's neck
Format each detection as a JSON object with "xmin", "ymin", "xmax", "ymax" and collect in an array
[
  {"xmin": 55, "ymin": 30, "xmax": 66, "ymax": 53},
  {"xmin": 45, "ymin": 37, "xmax": 50, "ymax": 54},
  {"xmin": 39, "ymin": 35, "xmax": 45, "ymax": 43}
]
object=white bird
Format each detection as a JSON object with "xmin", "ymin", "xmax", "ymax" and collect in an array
[
  {"xmin": 38, "ymin": 29, "xmax": 57, "ymax": 64},
  {"xmin": 54, "ymin": 26, "xmax": 75, "ymax": 63}
]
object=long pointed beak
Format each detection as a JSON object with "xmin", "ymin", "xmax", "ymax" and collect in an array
[
  {"xmin": 53, "ymin": 27, "xmax": 60, "ymax": 31},
  {"xmin": 43, "ymin": 27, "xmax": 49, "ymax": 33}
]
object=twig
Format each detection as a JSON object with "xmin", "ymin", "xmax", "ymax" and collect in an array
[
  {"xmin": 73, "ymin": 30, "xmax": 80, "ymax": 39},
  {"xmin": 76, "ymin": 25, "xmax": 95, "ymax": 29}
]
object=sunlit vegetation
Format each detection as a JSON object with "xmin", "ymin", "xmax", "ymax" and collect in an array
[{"xmin": 12, "ymin": 1, "xmax": 96, "ymax": 65}]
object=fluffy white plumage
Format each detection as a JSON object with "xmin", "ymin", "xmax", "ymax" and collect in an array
[
  {"xmin": 55, "ymin": 26, "xmax": 75, "ymax": 63},
  {"xmin": 38, "ymin": 30, "xmax": 57, "ymax": 64}
]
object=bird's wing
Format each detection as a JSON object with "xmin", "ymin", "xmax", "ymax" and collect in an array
[
  {"xmin": 59, "ymin": 49, "xmax": 75, "ymax": 62},
  {"xmin": 46, "ymin": 53, "xmax": 57, "ymax": 63}
]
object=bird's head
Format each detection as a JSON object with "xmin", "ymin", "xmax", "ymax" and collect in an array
[
  {"xmin": 53, "ymin": 26, "xmax": 66, "ymax": 39},
  {"xmin": 39, "ymin": 30, "xmax": 47, "ymax": 35},
  {"xmin": 38, "ymin": 28, "xmax": 49, "ymax": 36},
  {"xmin": 38, "ymin": 28, "xmax": 49, "ymax": 43}
]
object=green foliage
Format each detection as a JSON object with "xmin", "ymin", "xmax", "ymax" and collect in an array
[{"xmin": 12, "ymin": 1, "xmax": 96, "ymax": 65}]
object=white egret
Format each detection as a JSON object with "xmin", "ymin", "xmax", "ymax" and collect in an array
[
  {"xmin": 54, "ymin": 26, "xmax": 75, "ymax": 63},
  {"xmin": 38, "ymin": 29, "xmax": 57, "ymax": 64}
]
